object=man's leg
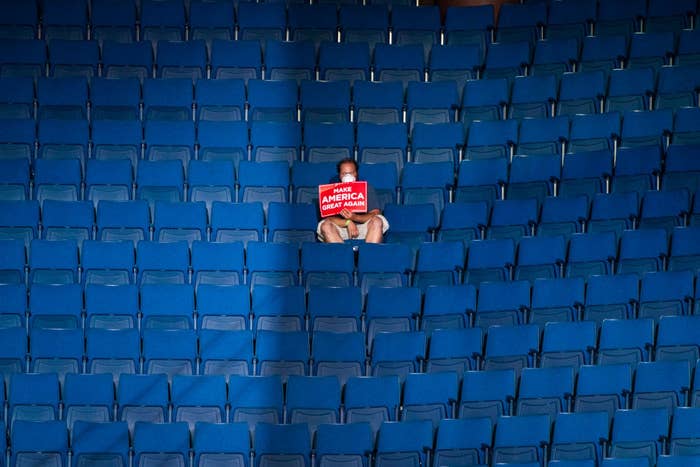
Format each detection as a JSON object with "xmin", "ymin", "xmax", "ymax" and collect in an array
[
  {"xmin": 319, "ymin": 219, "xmax": 344, "ymax": 243},
  {"xmin": 364, "ymin": 216, "xmax": 384, "ymax": 243}
]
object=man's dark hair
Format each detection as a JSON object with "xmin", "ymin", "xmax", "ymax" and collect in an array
[{"xmin": 336, "ymin": 157, "xmax": 358, "ymax": 175}]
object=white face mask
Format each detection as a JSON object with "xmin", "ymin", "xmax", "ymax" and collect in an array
[{"xmin": 341, "ymin": 174, "xmax": 356, "ymax": 183}]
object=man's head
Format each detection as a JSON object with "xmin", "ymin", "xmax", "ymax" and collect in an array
[{"xmin": 337, "ymin": 157, "xmax": 359, "ymax": 183}]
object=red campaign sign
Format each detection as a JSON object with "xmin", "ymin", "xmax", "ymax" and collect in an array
[{"xmin": 318, "ymin": 181, "xmax": 368, "ymax": 218}]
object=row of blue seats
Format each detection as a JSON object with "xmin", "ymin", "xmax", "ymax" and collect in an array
[
  {"xmin": 3, "ymin": 29, "xmax": 700, "ymax": 81},
  {"xmin": 7, "ymin": 416, "xmax": 700, "ymax": 467},
  {"xmin": 3, "ymin": 312, "xmax": 700, "ymax": 376},
  {"xmin": 5, "ymin": 223, "xmax": 700, "ymax": 286},
  {"xmin": 2, "ymin": 109, "xmax": 697, "ymax": 164},
  {"xmin": 2, "ymin": 69, "xmax": 699, "ymax": 126},
  {"xmin": 1, "ymin": 362, "xmax": 700, "ymax": 433},
  {"xmin": 3, "ymin": 0, "xmax": 699, "ymax": 45},
  {"xmin": 7, "ymin": 266, "xmax": 700, "ymax": 328}
]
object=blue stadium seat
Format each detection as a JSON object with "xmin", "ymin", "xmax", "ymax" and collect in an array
[
  {"xmin": 613, "ymin": 147, "xmax": 662, "ymax": 196},
  {"xmin": 530, "ymin": 276, "xmax": 585, "ymax": 325},
  {"xmin": 86, "ymin": 328, "xmax": 140, "ymax": 381},
  {"xmin": 464, "ymin": 238, "xmax": 515, "ymax": 285},
  {"xmin": 41, "ymin": 0, "xmax": 87, "ymax": 41},
  {"xmin": 142, "ymin": 328, "xmax": 197, "ymax": 380},
  {"xmin": 312, "ymin": 331, "xmax": 365, "ymax": 386},
  {"xmin": 248, "ymin": 80, "xmax": 298, "ymax": 124},
  {"xmin": 609, "ymin": 408, "xmax": 670, "ymax": 467},
  {"xmin": 598, "ymin": 318, "xmax": 655, "ymax": 367},
  {"xmin": 461, "ymin": 77, "xmax": 509, "ymax": 124},
  {"xmin": 475, "ymin": 280, "xmax": 530, "ymax": 329},
  {"xmin": 143, "ymin": 78, "xmax": 192, "ymax": 121},
  {"xmin": 482, "ymin": 41, "xmax": 531, "ymax": 81},
  {"xmin": 189, "ymin": 0, "xmax": 234, "ymax": 44},
  {"xmin": 353, "ymin": 80, "xmax": 403, "ymax": 125},
  {"xmin": 560, "ymin": 151, "xmax": 611, "ymax": 201},
  {"xmin": 210, "ymin": 201, "xmax": 264, "ymax": 244},
  {"xmin": 251, "ymin": 285, "xmax": 305, "ymax": 333},
  {"xmin": 627, "ymin": 31, "xmax": 675, "ymax": 72},
  {"xmin": 155, "ymin": 39, "xmax": 206, "ymax": 80},
  {"xmin": 48, "ymin": 39, "xmax": 98, "ymax": 78},
  {"xmin": 140, "ymin": 283, "xmax": 194, "ymax": 329},
  {"xmin": 632, "ymin": 360, "xmax": 691, "ymax": 412},
  {"xmin": 28, "ymin": 283, "xmax": 81, "ymax": 328},
  {"xmin": 29, "ymin": 239, "xmax": 78, "ymax": 284},
  {"xmin": 318, "ymin": 41, "xmax": 371, "ymax": 82},
  {"xmin": 569, "ymin": 112, "xmax": 621, "ymax": 154},
  {"xmin": 117, "ymin": 373, "xmax": 169, "ymax": 431},
  {"xmin": 639, "ymin": 270, "xmax": 694, "ymax": 320},
  {"xmin": 656, "ymin": 315, "xmax": 700, "ymax": 365},
  {"xmin": 669, "ymin": 407, "xmax": 700, "ymax": 456},
  {"xmin": 678, "ymin": 29, "xmax": 700, "ymax": 64},
  {"xmin": 82, "ymin": 241, "xmax": 134, "ymax": 286},
  {"xmin": 136, "ymin": 159, "xmax": 185, "ymax": 208},
  {"xmin": 357, "ymin": 242, "xmax": 412, "ymax": 294},
  {"xmin": 509, "ymin": 74, "xmax": 558, "ymax": 119},
  {"xmin": 483, "ymin": 324, "xmax": 539, "ymax": 375},
  {"xmin": 518, "ymin": 116, "xmax": 570, "ymax": 157},
  {"xmin": 41, "ymin": 200, "xmax": 93, "ymax": 247},
  {"xmin": 492, "ymin": 414, "xmax": 551, "ymax": 465},
  {"xmin": 422, "ymin": 285, "xmax": 476, "ymax": 333},
  {"xmin": 256, "ymin": 331, "xmax": 309, "ymax": 383},
  {"xmin": 370, "ymin": 331, "xmax": 426, "ymax": 383},
  {"xmin": 656, "ymin": 65, "xmax": 700, "ymax": 110},
  {"xmin": 85, "ymin": 283, "xmax": 137, "ymax": 328},
  {"xmin": 429, "ymin": 44, "xmax": 481, "ymax": 94},
  {"xmin": 191, "ymin": 242, "xmax": 244, "ymax": 288},
  {"xmin": 199, "ymin": 328, "xmax": 253, "ymax": 376},
  {"xmin": 413, "ymin": 241, "xmax": 465, "ymax": 290},
  {"xmin": 400, "ymin": 161, "xmax": 453, "ymax": 225},
  {"xmin": 411, "ymin": 122, "xmax": 464, "ymax": 166},
  {"xmin": 550, "ymin": 411, "xmax": 609, "ymax": 464},
  {"xmin": 375, "ymin": 420, "xmax": 433, "ymax": 467},
  {"xmin": 153, "ymin": 201, "xmax": 206, "ymax": 245},
  {"xmin": 531, "ymin": 37, "xmax": 578, "ymax": 78},
  {"xmin": 140, "ymin": 0, "xmax": 185, "ymax": 43},
  {"xmin": 133, "ymin": 422, "xmax": 190, "ymax": 467},
  {"xmin": 246, "ymin": 241, "xmax": 299, "ymax": 289},
  {"xmin": 434, "ymin": 418, "xmax": 493, "ymax": 467},
  {"xmin": 401, "ymin": 371, "xmax": 459, "ymax": 428},
  {"xmin": 514, "ymin": 235, "xmax": 567, "ymax": 284},
  {"xmin": 487, "ymin": 198, "xmax": 538, "ymax": 242},
  {"xmin": 516, "ymin": 366, "xmax": 575, "ymax": 419},
  {"xmin": 9, "ymin": 373, "xmax": 60, "ymax": 425},
  {"xmin": 229, "ymin": 375, "xmax": 284, "ymax": 432},
  {"xmin": 301, "ymin": 243, "xmax": 354, "ymax": 289},
  {"xmin": 250, "ymin": 121, "xmax": 302, "ymax": 165},
  {"xmin": 0, "ymin": 2, "xmax": 38, "ymax": 40},
  {"xmin": 360, "ymin": 162, "xmax": 398, "ymax": 210},
  {"xmin": 646, "ymin": 0, "xmax": 696, "ymax": 32},
  {"xmin": 0, "ymin": 283, "xmax": 26, "ymax": 328},
  {"xmin": 288, "ymin": 4, "xmax": 338, "ymax": 45},
  {"xmin": 574, "ymin": 363, "xmax": 632, "ymax": 421},
  {"xmin": 588, "ymin": 192, "xmax": 639, "ymax": 240},
  {"xmin": 135, "ymin": 240, "xmax": 189, "ymax": 285},
  {"xmin": 426, "ymin": 326, "xmax": 482, "ymax": 376},
  {"xmin": 344, "ymin": 375, "xmax": 400, "ymax": 437},
  {"xmin": 33, "ymin": 158, "xmax": 81, "ymax": 204},
  {"xmin": 96, "ymin": 200, "xmax": 150, "ymax": 245},
  {"xmin": 264, "ymin": 40, "xmax": 315, "ymax": 82},
  {"xmin": 0, "ymin": 200, "xmax": 39, "ymax": 248},
  {"xmin": 557, "ymin": 70, "xmax": 606, "ymax": 116},
  {"xmin": 664, "ymin": 145, "xmax": 700, "ymax": 193},
  {"xmin": 579, "ymin": 35, "xmax": 627, "ymax": 78},
  {"xmin": 455, "ymin": 157, "xmax": 507, "ymax": 208},
  {"xmin": 465, "ymin": 119, "xmax": 518, "ymax": 161},
  {"xmin": 195, "ymin": 78, "xmax": 245, "ymax": 122},
  {"xmin": 101, "ymin": 40, "xmax": 153, "ymax": 81},
  {"xmin": 37, "ymin": 119, "xmax": 88, "ymax": 165},
  {"xmin": 197, "ymin": 121, "xmax": 248, "ymax": 168},
  {"xmin": 583, "ymin": 273, "xmax": 638, "ymax": 323},
  {"xmin": 11, "ymin": 420, "xmax": 67, "ymax": 467},
  {"xmin": 620, "ymin": 109, "xmax": 673, "ymax": 149},
  {"xmin": 316, "ymin": 422, "xmax": 373, "ymax": 467},
  {"xmin": 62, "ymin": 373, "xmax": 114, "ymax": 429},
  {"xmin": 254, "ymin": 423, "xmax": 311, "ymax": 467},
  {"xmin": 193, "ymin": 422, "xmax": 250, "ymax": 467},
  {"xmin": 286, "ymin": 375, "xmax": 341, "ymax": 437},
  {"xmin": 373, "ymin": 43, "xmax": 424, "ymax": 91},
  {"xmin": 540, "ymin": 320, "xmax": 597, "ymax": 370},
  {"xmin": 0, "ymin": 326, "xmax": 26, "ymax": 380},
  {"xmin": 171, "ymin": 374, "xmax": 227, "ymax": 431},
  {"xmin": 391, "ymin": 5, "xmax": 440, "ymax": 62},
  {"xmin": 91, "ymin": 119, "xmax": 141, "ymax": 172},
  {"xmin": 236, "ymin": 3, "xmax": 286, "ymax": 43},
  {"xmin": 300, "ymin": 80, "xmax": 351, "ymax": 124},
  {"xmin": 0, "ymin": 119, "xmax": 34, "ymax": 160},
  {"xmin": 669, "ymin": 226, "xmax": 700, "ymax": 273},
  {"xmin": 237, "ymin": 161, "xmax": 289, "ymax": 213},
  {"xmin": 437, "ymin": 201, "xmax": 488, "ymax": 243},
  {"xmin": 616, "ymin": 228, "xmax": 668, "ymax": 276},
  {"xmin": 91, "ymin": 0, "xmax": 136, "ymax": 43},
  {"xmin": 85, "ymin": 159, "xmax": 133, "ymax": 206},
  {"xmin": 188, "ymin": 160, "xmax": 235, "ymax": 215},
  {"xmin": 0, "ymin": 240, "xmax": 24, "ymax": 286},
  {"xmin": 0, "ymin": 38, "xmax": 46, "ymax": 79},
  {"xmin": 366, "ymin": 286, "xmax": 419, "ymax": 343},
  {"xmin": 606, "ymin": 68, "xmax": 656, "ymax": 113},
  {"xmin": 196, "ymin": 284, "xmax": 249, "ymax": 330},
  {"xmin": 72, "ymin": 421, "xmax": 130, "ymax": 467},
  {"xmin": 459, "ymin": 368, "xmax": 516, "ymax": 423},
  {"xmin": 496, "ymin": 1, "xmax": 546, "ymax": 44},
  {"xmin": 405, "ymin": 81, "xmax": 459, "ymax": 131},
  {"xmin": 210, "ymin": 39, "xmax": 261, "ymax": 81}
]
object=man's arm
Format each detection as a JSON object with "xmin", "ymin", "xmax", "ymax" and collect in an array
[{"xmin": 339, "ymin": 208, "xmax": 381, "ymax": 223}]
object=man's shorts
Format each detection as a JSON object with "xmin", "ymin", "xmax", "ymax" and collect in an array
[{"xmin": 317, "ymin": 215, "xmax": 390, "ymax": 242}]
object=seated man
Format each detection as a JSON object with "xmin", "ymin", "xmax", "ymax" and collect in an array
[{"xmin": 317, "ymin": 158, "xmax": 389, "ymax": 243}]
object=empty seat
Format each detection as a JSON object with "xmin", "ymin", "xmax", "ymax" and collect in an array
[
  {"xmin": 455, "ymin": 157, "xmax": 507, "ymax": 208},
  {"xmin": 85, "ymin": 159, "xmax": 133, "ymax": 206},
  {"xmin": 598, "ymin": 318, "xmax": 655, "ymax": 367},
  {"xmin": 465, "ymin": 119, "xmax": 518, "ymax": 161},
  {"xmin": 286, "ymin": 375, "xmax": 341, "ymax": 436},
  {"xmin": 492, "ymin": 414, "xmax": 551, "ymax": 465},
  {"xmin": 91, "ymin": 0, "xmax": 136, "ymax": 43},
  {"xmin": 459, "ymin": 368, "xmax": 516, "ymax": 423},
  {"xmin": 575, "ymin": 363, "xmax": 632, "ymax": 421},
  {"xmin": 62, "ymin": 373, "xmax": 114, "ymax": 428},
  {"xmin": 48, "ymin": 39, "xmax": 98, "ymax": 78},
  {"xmin": 464, "ymin": 238, "xmax": 515, "ymax": 285},
  {"xmin": 529, "ymin": 276, "xmax": 585, "ymax": 325},
  {"xmin": 487, "ymin": 198, "xmax": 538, "ymax": 241},
  {"xmin": 210, "ymin": 202, "xmax": 264, "ymax": 245},
  {"xmin": 41, "ymin": 200, "xmax": 93, "ymax": 246},
  {"xmin": 11, "ymin": 420, "xmax": 67, "ymax": 467},
  {"xmin": 516, "ymin": 366, "xmax": 575, "ymax": 419},
  {"xmin": 193, "ymin": 422, "xmax": 249, "ymax": 467},
  {"xmin": 142, "ymin": 329, "xmax": 197, "ymax": 380},
  {"xmin": 143, "ymin": 78, "xmax": 192, "ymax": 121},
  {"xmin": 300, "ymin": 80, "xmax": 351, "ymax": 124},
  {"xmin": 101, "ymin": 41, "xmax": 153, "ymax": 81},
  {"xmin": 609, "ymin": 408, "xmax": 670, "ymax": 466},
  {"xmin": 254, "ymin": 423, "xmax": 311, "ymax": 467},
  {"xmin": 551, "ymin": 411, "xmax": 609, "ymax": 464},
  {"xmin": 401, "ymin": 371, "xmax": 459, "ymax": 428},
  {"xmin": 210, "ymin": 39, "xmax": 261, "ymax": 81},
  {"xmin": 191, "ymin": 242, "xmax": 244, "ymax": 288},
  {"xmin": 366, "ymin": 286, "xmax": 420, "ymax": 346},
  {"xmin": 33, "ymin": 158, "xmax": 81, "ymax": 203},
  {"xmin": 96, "ymin": 200, "xmax": 150, "ymax": 245},
  {"xmin": 515, "ymin": 235, "xmax": 567, "ymax": 284},
  {"xmin": 9, "ymin": 373, "xmax": 60, "ymax": 424},
  {"xmin": 144, "ymin": 120, "xmax": 195, "ymax": 170},
  {"xmin": 632, "ymin": 360, "xmax": 691, "ymax": 412},
  {"xmin": 171, "ymin": 374, "xmax": 227, "ymax": 431},
  {"xmin": 373, "ymin": 43, "xmax": 425, "ymax": 91},
  {"xmin": 357, "ymin": 242, "xmax": 412, "ymax": 293},
  {"xmin": 136, "ymin": 160, "xmax": 185, "ymax": 208},
  {"xmin": 199, "ymin": 329, "xmax": 253, "ymax": 378},
  {"xmin": 72, "ymin": 421, "xmax": 130, "ymax": 467},
  {"xmin": 135, "ymin": 240, "xmax": 189, "ymax": 285},
  {"xmin": 153, "ymin": 201, "xmax": 206, "ymax": 245},
  {"xmin": 140, "ymin": 283, "xmax": 194, "ymax": 329},
  {"xmin": 353, "ymin": 80, "xmax": 403, "ymax": 125},
  {"xmin": 264, "ymin": 40, "xmax": 315, "ymax": 82},
  {"xmin": 86, "ymin": 328, "xmax": 140, "ymax": 381},
  {"xmin": 426, "ymin": 327, "xmax": 482, "ymax": 376},
  {"xmin": 541, "ymin": 320, "xmax": 597, "ymax": 370},
  {"xmin": 91, "ymin": 78, "xmax": 141, "ymax": 122},
  {"xmin": 483, "ymin": 324, "xmax": 539, "ymax": 375},
  {"xmin": 617, "ymin": 228, "xmax": 668, "ymax": 276},
  {"xmin": 656, "ymin": 315, "xmax": 700, "ymax": 365},
  {"xmin": 140, "ymin": 0, "xmax": 185, "ymax": 43},
  {"xmin": 557, "ymin": 70, "xmax": 606, "ymax": 116},
  {"xmin": 256, "ymin": 330, "xmax": 309, "ymax": 382},
  {"xmin": 117, "ymin": 373, "xmax": 169, "ymax": 431},
  {"xmin": 28, "ymin": 239, "xmax": 78, "ymax": 285},
  {"xmin": 133, "ymin": 422, "xmax": 190, "ymax": 467},
  {"xmin": 228, "ymin": 375, "xmax": 284, "ymax": 431},
  {"xmin": 155, "ymin": 40, "xmax": 206, "ymax": 80},
  {"xmin": 475, "ymin": 280, "xmax": 531, "ymax": 329},
  {"xmin": 371, "ymin": 331, "xmax": 426, "ymax": 383},
  {"xmin": 312, "ymin": 331, "xmax": 365, "ymax": 386},
  {"xmin": 375, "ymin": 420, "xmax": 434, "ymax": 467}
]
